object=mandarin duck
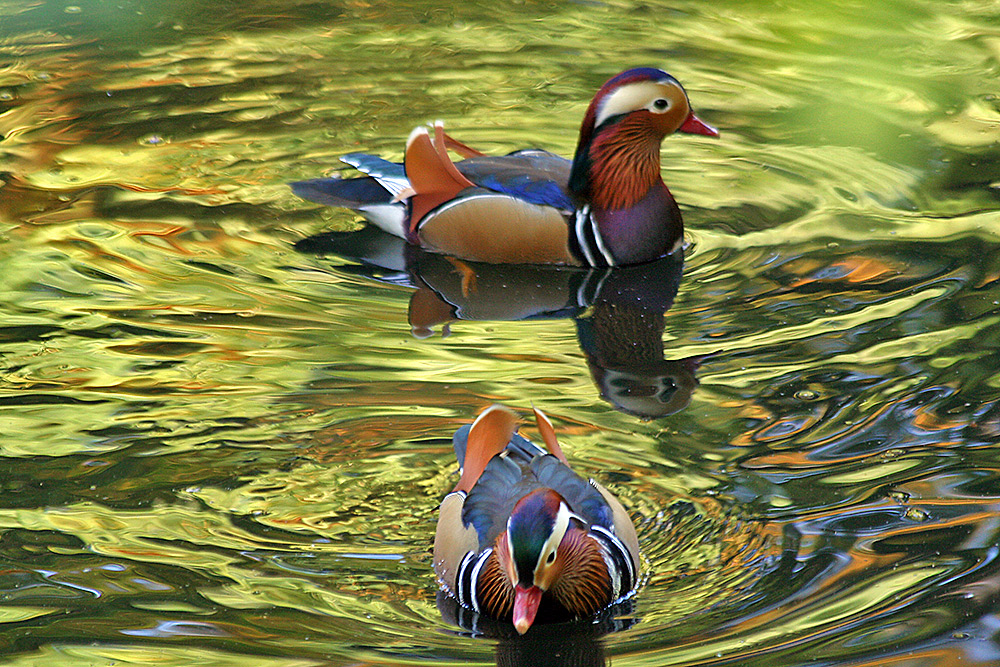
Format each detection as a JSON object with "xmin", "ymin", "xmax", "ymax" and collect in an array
[
  {"xmin": 292, "ymin": 67, "xmax": 717, "ymax": 266},
  {"xmin": 434, "ymin": 405, "xmax": 640, "ymax": 634}
]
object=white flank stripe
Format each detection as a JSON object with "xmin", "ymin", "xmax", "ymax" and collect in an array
[
  {"xmin": 456, "ymin": 551, "xmax": 476, "ymax": 608},
  {"xmin": 591, "ymin": 525, "xmax": 635, "ymax": 597},
  {"xmin": 600, "ymin": 546, "xmax": 622, "ymax": 600},
  {"xmin": 575, "ymin": 207, "xmax": 597, "ymax": 266},
  {"xmin": 468, "ymin": 549, "xmax": 492, "ymax": 614},
  {"xmin": 589, "ymin": 214, "xmax": 616, "ymax": 266}
]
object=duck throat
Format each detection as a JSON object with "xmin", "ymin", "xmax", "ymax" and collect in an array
[{"xmin": 574, "ymin": 118, "xmax": 663, "ymax": 212}]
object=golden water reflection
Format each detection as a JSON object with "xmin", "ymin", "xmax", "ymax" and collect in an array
[{"xmin": 2, "ymin": 0, "xmax": 1000, "ymax": 665}]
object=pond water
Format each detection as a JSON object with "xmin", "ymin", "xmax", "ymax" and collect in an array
[{"xmin": 2, "ymin": 0, "xmax": 1000, "ymax": 665}]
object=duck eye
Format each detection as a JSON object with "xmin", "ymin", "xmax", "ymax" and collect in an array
[
  {"xmin": 652, "ymin": 98, "xmax": 670, "ymax": 111},
  {"xmin": 546, "ymin": 551, "xmax": 556, "ymax": 565}
]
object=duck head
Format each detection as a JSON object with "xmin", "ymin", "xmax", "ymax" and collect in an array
[
  {"xmin": 569, "ymin": 67, "xmax": 718, "ymax": 211},
  {"xmin": 501, "ymin": 488, "xmax": 610, "ymax": 634}
]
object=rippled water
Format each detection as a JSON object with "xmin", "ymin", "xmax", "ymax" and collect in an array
[{"xmin": 2, "ymin": 0, "xmax": 1000, "ymax": 665}]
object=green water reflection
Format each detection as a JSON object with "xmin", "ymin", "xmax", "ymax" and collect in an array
[{"xmin": 2, "ymin": 0, "xmax": 1000, "ymax": 665}]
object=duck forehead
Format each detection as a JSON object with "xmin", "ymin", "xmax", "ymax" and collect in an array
[
  {"xmin": 509, "ymin": 490, "xmax": 561, "ymax": 539},
  {"xmin": 508, "ymin": 521, "xmax": 546, "ymax": 582},
  {"xmin": 594, "ymin": 80, "xmax": 686, "ymax": 128}
]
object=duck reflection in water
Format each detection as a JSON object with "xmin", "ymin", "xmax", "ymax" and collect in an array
[
  {"xmin": 296, "ymin": 226, "xmax": 703, "ymax": 419},
  {"xmin": 438, "ymin": 592, "xmax": 635, "ymax": 667}
]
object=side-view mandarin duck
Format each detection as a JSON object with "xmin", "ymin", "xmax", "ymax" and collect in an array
[
  {"xmin": 434, "ymin": 405, "xmax": 640, "ymax": 634},
  {"xmin": 292, "ymin": 67, "xmax": 717, "ymax": 266}
]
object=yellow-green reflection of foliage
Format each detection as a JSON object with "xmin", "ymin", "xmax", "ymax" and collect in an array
[
  {"xmin": 0, "ymin": 608, "xmax": 58, "ymax": 623},
  {"xmin": 3, "ymin": 645, "xmax": 322, "ymax": 667},
  {"xmin": 624, "ymin": 563, "xmax": 949, "ymax": 667},
  {"xmin": 2, "ymin": 0, "xmax": 1000, "ymax": 665}
]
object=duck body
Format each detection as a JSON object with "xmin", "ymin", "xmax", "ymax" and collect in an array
[
  {"xmin": 434, "ymin": 405, "xmax": 640, "ymax": 633},
  {"xmin": 292, "ymin": 67, "xmax": 717, "ymax": 266}
]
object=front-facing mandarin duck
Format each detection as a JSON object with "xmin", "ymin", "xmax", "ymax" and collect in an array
[
  {"xmin": 292, "ymin": 67, "xmax": 717, "ymax": 266},
  {"xmin": 434, "ymin": 405, "xmax": 640, "ymax": 634}
]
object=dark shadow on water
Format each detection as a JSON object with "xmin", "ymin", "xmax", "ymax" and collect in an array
[
  {"xmin": 436, "ymin": 591, "xmax": 636, "ymax": 667},
  {"xmin": 296, "ymin": 227, "xmax": 706, "ymax": 420}
]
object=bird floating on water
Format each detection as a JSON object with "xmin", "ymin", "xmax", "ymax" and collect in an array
[
  {"xmin": 292, "ymin": 67, "xmax": 717, "ymax": 266},
  {"xmin": 434, "ymin": 405, "xmax": 640, "ymax": 633}
]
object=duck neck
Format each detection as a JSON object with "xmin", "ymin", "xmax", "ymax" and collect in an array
[
  {"xmin": 476, "ymin": 540, "xmax": 515, "ymax": 618},
  {"xmin": 570, "ymin": 116, "xmax": 665, "ymax": 212}
]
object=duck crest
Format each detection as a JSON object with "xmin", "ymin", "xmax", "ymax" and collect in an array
[
  {"xmin": 571, "ymin": 69, "xmax": 668, "ymax": 164},
  {"xmin": 507, "ymin": 488, "xmax": 564, "ymax": 582},
  {"xmin": 570, "ymin": 68, "xmax": 687, "ymax": 212}
]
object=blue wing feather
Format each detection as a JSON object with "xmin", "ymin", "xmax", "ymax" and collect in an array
[
  {"xmin": 475, "ymin": 174, "xmax": 575, "ymax": 210},
  {"xmin": 454, "ymin": 151, "xmax": 575, "ymax": 212},
  {"xmin": 295, "ymin": 149, "xmax": 575, "ymax": 212},
  {"xmin": 459, "ymin": 425, "xmax": 613, "ymax": 549}
]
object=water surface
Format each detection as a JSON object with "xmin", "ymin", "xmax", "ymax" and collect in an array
[{"xmin": 2, "ymin": 0, "xmax": 1000, "ymax": 665}]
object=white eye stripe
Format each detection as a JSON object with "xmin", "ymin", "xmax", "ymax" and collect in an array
[
  {"xmin": 534, "ymin": 501, "xmax": 578, "ymax": 578},
  {"xmin": 594, "ymin": 80, "xmax": 683, "ymax": 127}
]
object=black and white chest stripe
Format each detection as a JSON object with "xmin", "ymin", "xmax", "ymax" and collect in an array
[
  {"xmin": 454, "ymin": 529, "xmax": 635, "ymax": 613},
  {"xmin": 455, "ymin": 548, "xmax": 493, "ymax": 613},
  {"xmin": 590, "ymin": 525, "xmax": 636, "ymax": 601},
  {"xmin": 572, "ymin": 205, "xmax": 616, "ymax": 267}
]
